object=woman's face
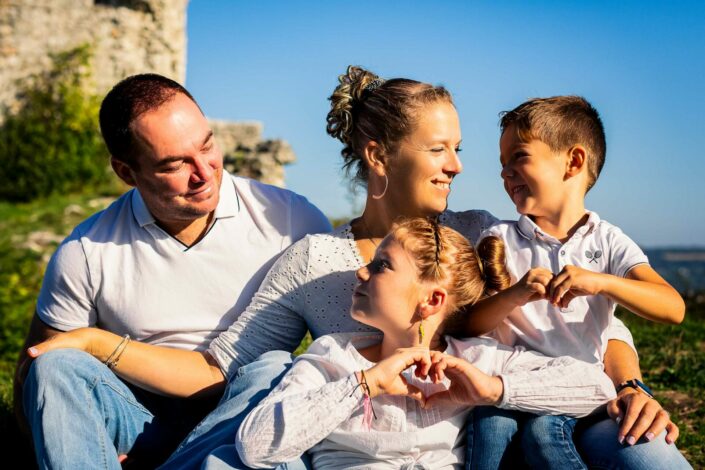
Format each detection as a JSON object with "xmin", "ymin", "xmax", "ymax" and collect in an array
[
  {"xmin": 351, "ymin": 237, "xmax": 424, "ymax": 334},
  {"xmin": 385, "ymin": 100, "xmax": 463, "ymax": 217}
]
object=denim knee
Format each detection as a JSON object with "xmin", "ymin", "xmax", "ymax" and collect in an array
[{"xmin": 522, "ymin": 415, "xmax": 585, "ymax": 470}]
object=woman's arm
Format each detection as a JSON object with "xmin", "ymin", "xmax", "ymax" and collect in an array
[
  {"xmin": 28, "ymin": 327, "xmax": 225, "ymax": 398},
  {"xmin": 603, "ymin": 339, "xmax": 679, "ymax": 445}
]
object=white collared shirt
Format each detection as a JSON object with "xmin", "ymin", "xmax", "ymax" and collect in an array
[
  {"xmin": 480, "ymin": 211, "xmax": 648, "ymax": 364},
  {"xmin": 36, "ymin": 171, "xmax": 330, "ymax": 351}
]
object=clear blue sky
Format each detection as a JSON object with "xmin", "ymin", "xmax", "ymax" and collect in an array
[{"xmin": 185, "ymin": 1, "xmax": 705, "ymax": 248}]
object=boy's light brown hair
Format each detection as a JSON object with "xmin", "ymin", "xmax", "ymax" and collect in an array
[{"xmin": 499, "ymin": 96, "xmax": 606, "ymax": 192}]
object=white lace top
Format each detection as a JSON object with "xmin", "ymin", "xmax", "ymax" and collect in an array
[
  {"xmin": 235, "ymin": 333, "xmax": 616, "ymax": 469},
  {"xmin": 208, "ymin": 210, "xmax": 497, "ymax": 379}
]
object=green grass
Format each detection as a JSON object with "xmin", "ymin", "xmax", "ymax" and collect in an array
[{"xmin": 0, "ymin": 189, "xmax": 702, "ymax": 466}]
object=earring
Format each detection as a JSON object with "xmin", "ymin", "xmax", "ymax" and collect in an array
[
  {"xmin": 418, "ymin": 318, "xmax": 425, "ymax": 343},
  {"xmin": 371, "ymin": 174, "xmax": 388, "ymax": 200}
]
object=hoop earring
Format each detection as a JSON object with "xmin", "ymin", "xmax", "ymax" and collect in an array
[
  {"xmin": 371, "ymin": 174, "xmax": 388, "ymax": 200},
  {"xmin": 418, "ymin": 318, "xmax": 425, "ymax": 343}
]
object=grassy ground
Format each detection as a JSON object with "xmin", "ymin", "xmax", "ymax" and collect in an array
[{"xmin": 1, "ymin": 191, "xmax": 702, "ymax": 466}]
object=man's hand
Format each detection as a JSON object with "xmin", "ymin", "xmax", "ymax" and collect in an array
[
  {"xmin": 606, "ymin": 387, "xmax": 679, "ymax": 445},
  {"xmin": 26, "ymin": 327, "xmax": 98, "ymax": 359},
  {"xmin": 424, "ymin": 353, "xmax": 504, "ymax": 408},
  {"xmin": 548, "ymin": 265, "xmax": 605, "ymax": 308}
]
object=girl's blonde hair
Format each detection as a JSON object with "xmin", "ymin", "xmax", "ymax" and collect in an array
[{"xmin": 389, "ymin": 217, "xmax": 510, "ymax": 334}]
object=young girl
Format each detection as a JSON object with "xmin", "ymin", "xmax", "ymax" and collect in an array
[{"xmin": 236, "ymin": 218, "xmax": 615, "ymax": 469}]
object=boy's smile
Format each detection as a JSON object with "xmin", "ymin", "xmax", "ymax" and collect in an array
[{"xmin": 499, "ymin": 124, "xmax": 568, "ymax": 218}]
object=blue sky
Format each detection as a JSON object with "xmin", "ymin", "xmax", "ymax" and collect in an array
[{"xmin": 186, "ymin": 1, "xmax": 704, "ymax": 247}]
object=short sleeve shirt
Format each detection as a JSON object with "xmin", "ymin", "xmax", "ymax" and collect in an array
[
  {"xmin": 480, "ymin": 211, "xmax": 648, "ymax": 364},
  {"xmin": 36, "ymin": 171, "xmax": 331, "ymax": 351}
]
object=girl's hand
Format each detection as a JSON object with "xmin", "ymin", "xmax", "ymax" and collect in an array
[
  {"xmin": 27, "ymin": 327, "xmax": 109, "ymax": 361},
  {"xmin": 425, "ymin": 353, "xmax": 504, "ymax": 407},
  {"xmin": 362, "ymin": 347, "xmax": 434, "ymax": 404},
  {"xmin": 506, "ymin": 267, "xmax": 553, "ymax": 306},
  {"xmin": 548, "ymin": 265, "xmax": 605, "ymax": 308}
]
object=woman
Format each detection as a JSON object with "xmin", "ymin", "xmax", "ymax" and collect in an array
[{"xmin": 28, "ymin": 66, "xmax": 682, "ymax": 469}]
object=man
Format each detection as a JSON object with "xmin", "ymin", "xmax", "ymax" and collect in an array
[{"xmin": 14, "ymin": 74, "xmax": 330, "ymax": 467}]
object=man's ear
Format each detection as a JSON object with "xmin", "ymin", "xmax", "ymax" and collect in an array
[
  {"xmin": 565, "ymin": 145, "xmax": 587, "ymax": 179},
  {"xmin": 111, "ymin": 158, "xmax": 136, "ymax": 187},
  {"xmin": 361, "ymin": 140, "xmax": 387, "ymax": 178},
  {"xmin": 417, "ymin": 287, "xmax": 448, "ymax": 319}
]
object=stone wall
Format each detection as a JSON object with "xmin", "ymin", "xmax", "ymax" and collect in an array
[{"xmin": 0, "ymin": 0, "xmax": 294, "ymax": 187}]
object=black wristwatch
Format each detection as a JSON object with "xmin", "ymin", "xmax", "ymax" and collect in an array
[{"xmin": 616, "ymin": 379, "xmax": 654, "ymax": 398}]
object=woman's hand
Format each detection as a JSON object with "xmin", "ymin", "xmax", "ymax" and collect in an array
[
  {"xmin": 362, "ymin": 347, "xmax": 435, "ymax": 404},
  {"xmin": 27, "ymin": 327, "xmax": 114, "ymax": 361},
  {"xmin": 424, "ymin": 353, "xmax": 504, "ymax": 407},
  {"xmin": 607, "ymin": 388, "xmax": 679, "ymax": 445}
]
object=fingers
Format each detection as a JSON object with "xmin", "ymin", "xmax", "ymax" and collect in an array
[
  {"xmin": 622, "ymin": 401, "xmax": 658, "ymax": 445},
  {"xmin": 403, "ymin": 381, "xmax": 426, "ymax": 405},
  {"xmin": 665, "ymin": 420, "xmax": 679, "ymax": 444},
  {"xmin": 424, "ymin": 390, "xmax": 452, "ymax": 408},
  {"xmin": 642, "ymin": 409, "xmax": 670, "ymax": 443},
  {"xmin": 606, "ymin": 396, "xmax": 624, "ymax": 421}
]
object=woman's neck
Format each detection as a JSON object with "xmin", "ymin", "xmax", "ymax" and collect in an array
[{"xmin": 359, "ymin": 329, "xmax": 446, "ymax": 363}]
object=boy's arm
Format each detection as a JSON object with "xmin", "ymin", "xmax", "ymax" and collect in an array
[
  {"xmin": 603, "ymin": 339, "xmax": 679, "ymax": 445},
  {"xmin": 461, "ymin": 267, "xmax": 553, "ymax": 337},
  {"xmin": 548, "ymin": 264, "xmax": 685, "ymax": 324}
]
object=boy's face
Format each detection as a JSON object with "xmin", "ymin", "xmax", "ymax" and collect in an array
[{"xmin": 499, "ymin": 124, "xmax": 568, "ymax": 218}]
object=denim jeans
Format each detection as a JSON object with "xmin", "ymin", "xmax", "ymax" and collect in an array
[
  {"xmin": 23, "ymin": 348, "xmax": 216, "ymax": 469},
  {"xmin": 159, "ymin": 350, "xmax": 311, "ymax": 470},
  {"xmin": 467, "ymin": 407, "xmax": 692, "ymax": 469}
]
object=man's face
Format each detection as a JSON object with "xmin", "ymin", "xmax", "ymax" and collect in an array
[{"xmin": 126, "ymin": 93, "xmax": 223, "ymax": 227}]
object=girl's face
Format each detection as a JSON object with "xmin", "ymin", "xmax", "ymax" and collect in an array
[
  {"xmin": 351, "ymin": 237, "xmax": 424, "ymax": 334},
  {"xmin": 384, "ymin": 100, "xmax": 463, "ymax": 218}
]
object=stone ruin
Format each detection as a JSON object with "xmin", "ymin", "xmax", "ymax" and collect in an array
[{"xmin": 0, "ymin": 0, "xmax": 294, "ymax": 186}]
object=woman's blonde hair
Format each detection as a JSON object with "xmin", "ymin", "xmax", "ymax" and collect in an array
[
  {"xmin": 389, "ymin": 217, "xmax": 510, "ymax": 334},
  {"xmin": 326, "ymin": 66, "xmax": 453, "ymax": 186}
]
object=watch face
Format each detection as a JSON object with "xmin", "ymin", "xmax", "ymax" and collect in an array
[{"xmin": 635, "ymin": 379, "xmax": 654, "ymax": 396}]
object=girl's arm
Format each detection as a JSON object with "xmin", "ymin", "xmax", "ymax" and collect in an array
[
  {"xmin": 28, "ymin": 327, "xmax": 225, "ymax": 398},
  {"xmin": 548, "ymin": 264, "xmax": 685, "ymax": 324},
  {"xmin": 236, "ymin": 359, "xmax": 365, "ymax": 468}
]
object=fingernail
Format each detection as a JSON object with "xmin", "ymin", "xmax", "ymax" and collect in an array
[
  {"xmin": 28, "ymin": 347, "xmax": 38, "ymax": 356},
  {"xmin": 618, "ymin": 435, "xmax": 625, "ymax": 444},
  {"xmin": 627, "ymin": 436, "xmax": 636, "ymax": 446},
  {"xmin": 645, "ymin": 432, "xmax": 655, "ymax": 441},
  {"xmin": 666, "ymin": 437, "xmax": 673, "ymax": 445},
  {"xmin": 615, "ymin": 416, "xmax": 622, "ymax": 424}
]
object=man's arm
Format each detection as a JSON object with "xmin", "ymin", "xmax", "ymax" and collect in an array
[
  {"xmin": 603, "ymin": 339, "xmax": 679, "ymax": 445},
  {"xmin": 13, "ymin": 314, "xmax": 63, "ymax": 435}
]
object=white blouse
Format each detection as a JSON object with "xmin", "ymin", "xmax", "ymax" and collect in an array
[{"xmin": 236, "ymin": 334, "xmax": 616, "ymax": 469}]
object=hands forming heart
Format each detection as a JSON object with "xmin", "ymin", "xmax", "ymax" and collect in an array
[
  {"xmin": 508, "ymin": 265, "xmax": 605, "ymax": 309},
  {"xmin": 361, "ymin": 347, "xmax": 504, "ymax": 408}
]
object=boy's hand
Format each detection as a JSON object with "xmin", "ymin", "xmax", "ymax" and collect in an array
[
  {"xmin": 548, "ymin": 265, "xmax": 605, "ymax": 308},
  {"xmin": 506, "ymin": 267, "xmax": 553, "ymax": 306}
]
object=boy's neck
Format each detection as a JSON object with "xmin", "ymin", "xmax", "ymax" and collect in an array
[{"xmin": 529, "ymin": 200, "xmax": 588, "ymax": 243}]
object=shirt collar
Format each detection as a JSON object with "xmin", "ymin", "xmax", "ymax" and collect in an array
[
  {"xmin": 131, "ymin": 171, "xmax": 240, "ymax": 228},
  {"xmin": 516, "ymin": 210, "xmax": 600, "ymax": 242}
]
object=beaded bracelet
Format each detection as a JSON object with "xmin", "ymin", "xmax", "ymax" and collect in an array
[{"xmin": 104, "ymin": 334, "xmax": 130, "ymax": 370}]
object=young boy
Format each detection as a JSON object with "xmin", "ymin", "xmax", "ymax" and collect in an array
[{"xmin": 464, "ymin": 96, "xmax": 687, "ymax": 469}]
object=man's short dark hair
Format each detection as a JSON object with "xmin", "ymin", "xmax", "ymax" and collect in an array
[
  {"xmin": 99, "ymin": 73, "xmax": 200, "ymax": 167},
  {"xmin": 500, "ymin": 96, "xmax": 606, "ymax": 192}
]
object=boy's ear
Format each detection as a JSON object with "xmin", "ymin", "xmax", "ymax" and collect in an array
[
  {"xmin": 362, "ymin": 140, "xmax": 387, "ymax": 178},
  {"xmin": 565, "ymin": 145, "xmax": 587, "ymax": 179},
  {"xmin": 417, "ymin": 287, "xmax": 448, "ymax": 319},
  {"xmin": 111, "ymin": 158, "xmax": 137, "ymax": 187}
]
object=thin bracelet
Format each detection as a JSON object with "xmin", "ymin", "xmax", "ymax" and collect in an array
[
  {"xmin": 349, "ymin": 370, "xmax": 377, "ymax": 420},
  {"xmin": 105, "ymin": 334, "xmax": 130, "ymax": 369}
]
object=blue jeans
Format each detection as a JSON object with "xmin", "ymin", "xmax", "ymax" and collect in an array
[
  {"xmin": 467, "ymin": 407, "xmax": 692, "ymax": 469},
  {"xmin": 160, "ymin": 350, "xmax": 311, "ymax": 470},
  {"xmin": 23, "ymin": 348, "xmax": 216, "ymax": 469}
]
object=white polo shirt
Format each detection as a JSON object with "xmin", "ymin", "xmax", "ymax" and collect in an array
[
  {"xmin": 480, "ymin": 211, "xmax": 648, "ymax": 365},
  {"xmin": 36, "ymin": 171, "xmax": 331, "ymax": 351}
]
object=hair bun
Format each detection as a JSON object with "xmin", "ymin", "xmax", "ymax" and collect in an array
[{"xmin": 326, "ymin": 65, "xmax": 380, "ymax": 146}]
